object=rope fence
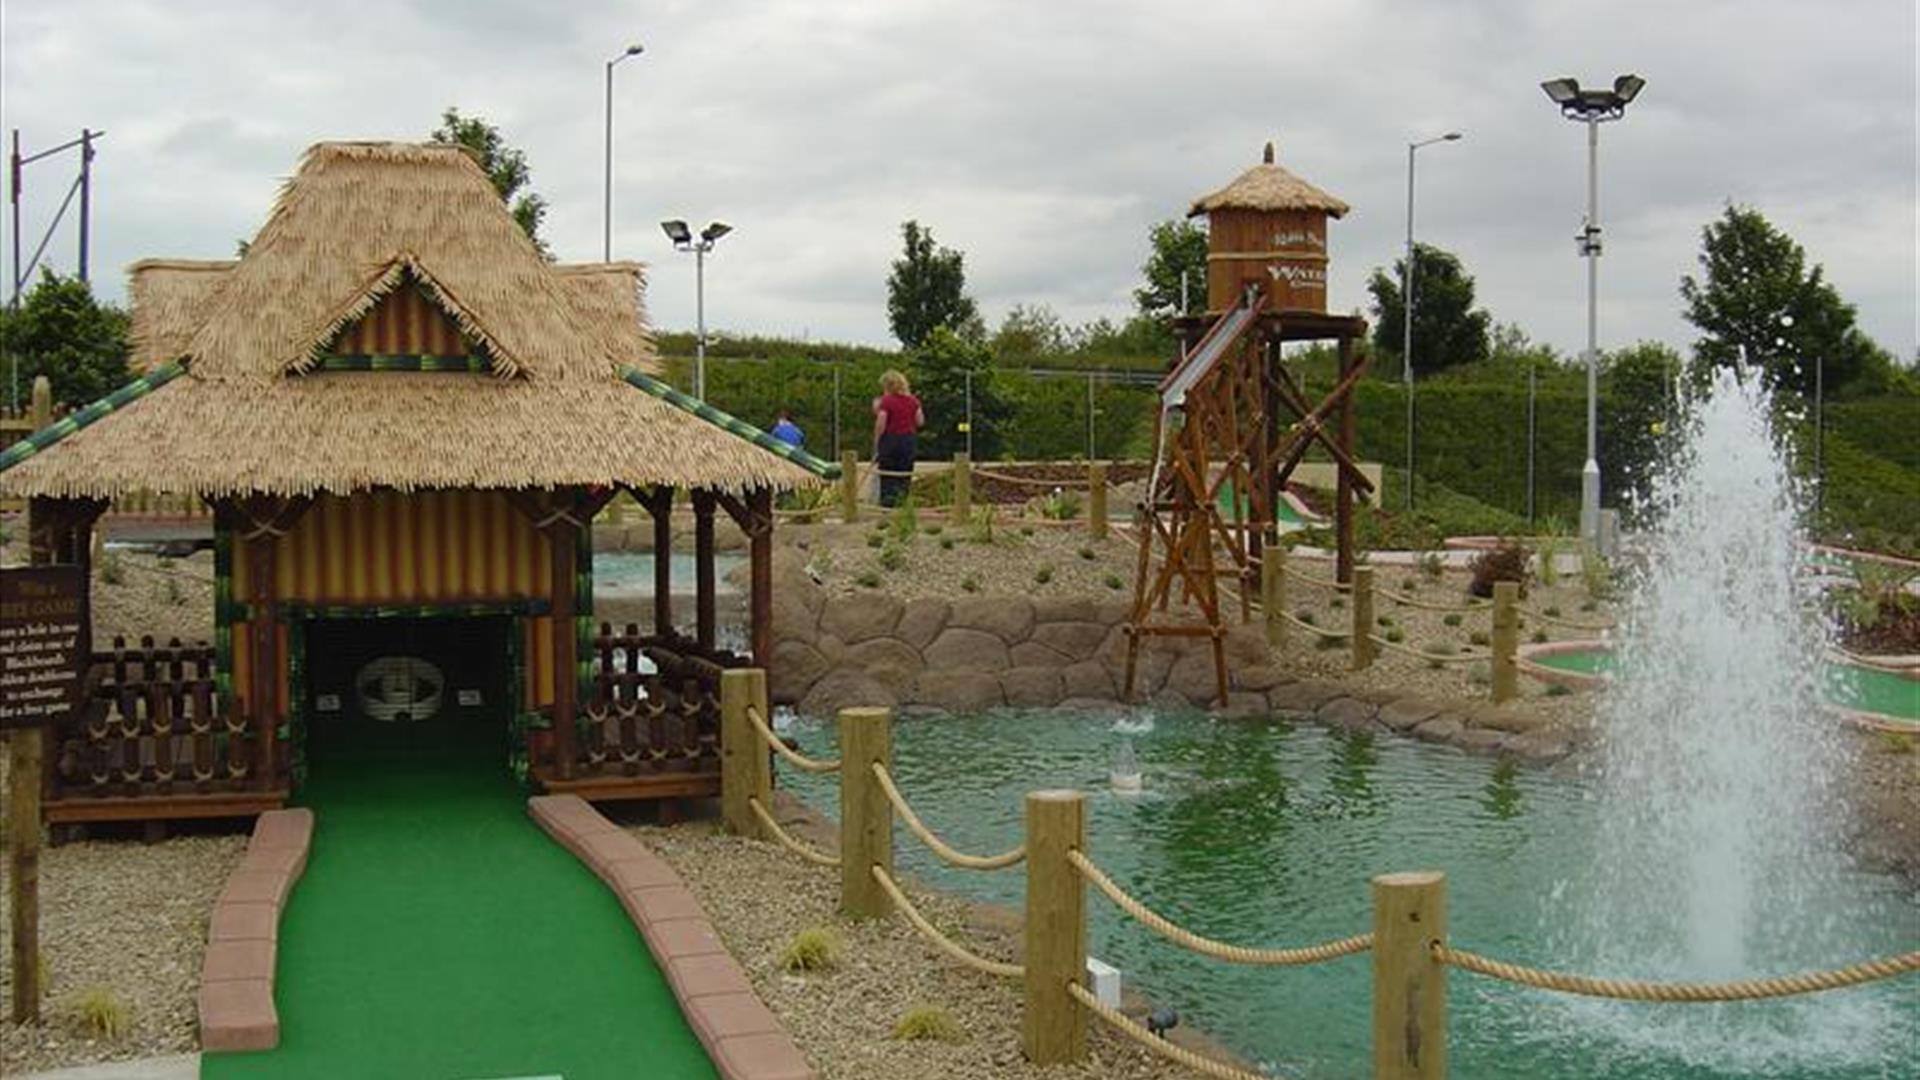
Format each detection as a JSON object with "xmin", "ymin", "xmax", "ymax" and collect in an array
[
  {"xmin": 873, "ymin": 762, "xmax": 1026, "ymax": 870},
  {"xmin": 1368, "ymin": 633, "xmax": 1489, "ymax": 667},
  {"xmin": 869, "ymin": 864, "xmax": 1025, "ymax": 979},
  {"xmin": 1071, "ymin": 850, "xmax": 1373, "ymax": 967},
  {"xmin": 1275, "ymin": 608, "xmax": 1351, "ymax": 639},
  {"xmin": 1068, "ymin": 982, "xmax": 1275, "ymax": 1080},
  {"xmin": 1372, "ymin": 587, "xmax": 1490, "ymax": 614},
  {"xmin": 1435, "ymin": 943, "xmax": 1920, "ymax": 1003},
  {"xmin": 745, "ymin": 704, "xmax": 843, "ymax": 774},
  {"xmin": 1515, "ymin": 604, "xmax": 1618, "ymax": 633},
  {"xmin": 746, "ymin": 796, "xmax": 841, "ymax": 868}
]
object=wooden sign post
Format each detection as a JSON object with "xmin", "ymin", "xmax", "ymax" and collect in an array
[{"xmin": 3, "ymin": 564, "xmax": 86, "ymax": 1025}]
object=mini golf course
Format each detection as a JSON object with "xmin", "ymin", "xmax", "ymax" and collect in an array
[
  {"xmin": 203, "ymin": 719, "xmax": 714, "ymax": 1080},
  {"xmin": 1526, "ymin": 645, "xmax": 1920, "ymax": 729}
]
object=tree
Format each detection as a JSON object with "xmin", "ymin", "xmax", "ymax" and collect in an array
[
  {"xmin": 886, "ymin": 221, "xmax": 978, "ymax": 349},
  {"xmin": 1133, "ymin": 219, "xmax": 1209, "ymax": 320},
  {"xmin": 990, "ymin": 303, "xmax": 1073, "ymax": 363},
  {"xmin": 1600, "ymin": 341, "xmax": 1684, "ymax": 514},
  {"xmin": 1366, "ymin": 243, "xmax": 1491, "ymax": 377},
  {"xmin": 1680, "ymin": 204, "xmax": 1892, "ymax": 399},
  {"xmin": 431, "ymin": 107, "xmax": 551, "ymax": 257},
  {"xmin": 909, "ymin": 326, "xmax": 1011, "ymax": 459},
  {"xmin": 0, "ymin": 270, "xmax": 132, "ymax": 408}
]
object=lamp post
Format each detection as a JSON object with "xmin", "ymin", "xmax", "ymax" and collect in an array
[
  {"xmin": 603, "ymin": 43, "xmax": 644, "ymax": 262},
  {"xmin": 1541, "ymin": 73, "xmax": 1645, "ymax": 548},
  {"xmin": 1402, "ymin": 130, "xmax": 1462, "ymax": 510},
  {"xmin": 661, "ymin": 219, "xmax": 733, "ymax": 400}
]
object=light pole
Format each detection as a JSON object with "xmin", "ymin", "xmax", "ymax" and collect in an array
[
  {"xmin": 1402, "ymin": 130, "xmax": 1462, "ymax": 510},
  {"xmin": 1542, "ymin": 73, "xmax": 1645, "ymax": 548},
  {"xmin": 661, "ymin": 219, "xmax": 733, "ymax": 400},
  {"xmin": 604, "ymin": 43, "xmax": 644, "ymax": 262}
]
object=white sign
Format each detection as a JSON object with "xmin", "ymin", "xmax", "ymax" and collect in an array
[
  {"xmin": 315, "ymin": 694, "xmax": 341, "ymax": 713},
  {"xmin": 457, "ymin": 689, "xmax": 483, "ymax": 707}
]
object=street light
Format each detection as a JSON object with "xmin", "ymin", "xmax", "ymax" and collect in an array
[
  {"xmin": 662, "ymin": 219, "xmax": 733, "ymax": 400},
  {"xmin": 1403, "ymin": 130, "xmax": 1462, "ymax": 510},
  {"xmin": 1541, "ymin": 73, "xmax": 1645, "ymax": 548},
  {"xmin": 604, "ymin": 42, "xmax": 644, "ymax": 262}
]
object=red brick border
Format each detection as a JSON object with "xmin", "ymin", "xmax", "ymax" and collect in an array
[
  {"xmin": 528, "ymin": 794, "xmax": 814, "ymax": 1080},
  {"xmin": 197, "ymin": 807, "xmax": 313, "ymax": 1052}
]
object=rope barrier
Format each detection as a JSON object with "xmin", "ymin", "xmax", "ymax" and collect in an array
[
  {"xmin": 747, "ymin": 797, "xmax": 842, "ymax": 868},
  {"xmin": 1433, "ymin": 943, "xmax": 1920, "ymax": 1002},
  {"xmin": 968, "ymin": 466, "xmax": 1099, "ymax": 490},
  {"xmin": 1069, "ymin": 851, "xmax": 1373, "ymax": 967},
  {"xmin": 1372, "ymin": 587, "xmax": 1490, "ymax": 614},
  {"xmin": 1286, "ymin": 567, "xmax": 1351, "ymax": 593},
  {"xmin": 1515, "ymin": 604, "xmax": 1617, "ymax": 632},
  {"xmin": 1275, "ymin": 609, "xmax": 1351, "ymax": 640},
  {"xmin": 872, "ymin": 763, "xmax": 1026, "ymax": 870},
  {"xmin": 743, "ymin": 704, "xmax": 842, "ymax": 774},
  {"xmin": 1068, "ymin": 982, "xmax": 1279, "ymax": 1080},
  {"xmin": 1827, "ymin": 646, "xmax": 1919, "ymax": 675},
  {"xmin": 869, "ymin": 864, "xmax": 1025, "ymax": 979},
  {"xmin": 1368, "ymin": 634, "xmax": 1488, "ymax": 667}
]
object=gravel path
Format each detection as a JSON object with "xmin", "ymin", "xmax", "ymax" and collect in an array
[
  {"xmin": 631, "ymin": 803, "xmax": 1217, "ymax": 1080},
  {"xmin": 0, "ymin": 831, "xmax": 247, "ymax": 1073}
]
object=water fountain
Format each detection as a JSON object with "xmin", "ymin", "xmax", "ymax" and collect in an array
[{"xmin": 1551, "ymin": 367, "xmax": 1908, "ymax": 1072}]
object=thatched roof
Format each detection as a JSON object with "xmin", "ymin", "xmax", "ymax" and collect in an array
[
  {"xmin": 0, "ymin": 141, "xmax": 833, "ymax": 499},
  {"xmin": 1189, "ymin": 142, "xmax": 1350, "ymax": 219}
]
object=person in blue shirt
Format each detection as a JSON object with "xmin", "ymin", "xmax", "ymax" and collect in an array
[{"xmin": 768, "ymin": 409, "xmax": 805, "ymax": 449}]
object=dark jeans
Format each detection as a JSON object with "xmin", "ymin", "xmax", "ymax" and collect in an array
[{"xmin": 877, "ymin": 432, "xmax": 917, "ymax": 507}]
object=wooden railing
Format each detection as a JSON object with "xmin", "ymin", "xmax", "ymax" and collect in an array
[{"xmin": 563, "ymin": 624, "xmax": 747, "ymax": 787}]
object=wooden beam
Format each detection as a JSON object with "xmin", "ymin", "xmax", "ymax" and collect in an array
[
  {"xmin": 1336, "ymin": 336, "xmax": 1356, "ymax": 585},
  {"xmin": 646, "ymin": 487, "xmax": 674, "ymax": 638},
  {"xmin": 691, "ymin": 489, "xmax": 717, "ymax": 651},
  {"xmin": 748, "ymin": 487, "xmax": 773, "ymax": 665}
]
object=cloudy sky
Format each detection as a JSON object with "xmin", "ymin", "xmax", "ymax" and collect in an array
[{"xmin": 3, "ymin": 0, "xmax": 1915, "ymax": 363}]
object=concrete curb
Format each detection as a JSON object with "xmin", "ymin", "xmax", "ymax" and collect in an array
[
  {"xmin": 197, "ymin": 807, "xmax": 312, "ymax": 1053},
  {"xmin": 529, "ymin": 794, "xmax": 814, "ymax": 1080}
]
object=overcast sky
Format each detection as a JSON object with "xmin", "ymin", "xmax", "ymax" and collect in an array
[{"xmin": 3, "ymin": 0, "xmax": 1915, "ymax": 363}]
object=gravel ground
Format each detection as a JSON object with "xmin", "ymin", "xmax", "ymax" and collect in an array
[
  {"xmin": 0, "ymin": 829, "xmax": 248, "ymax": 1073},
  {"xmin": 794, "ymin": 516, "xmax": 1138, "ymax": 603},
  {"xmin": 630, "ymin": 798, "xmax": 1224, "ymax": 1080}
]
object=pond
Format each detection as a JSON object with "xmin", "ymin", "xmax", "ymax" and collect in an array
[
  {"xmin": 779, "ymin": 707, "xmax": 1918, "ymax": 1079},
  {"xmin": 593, "ymin": 551, "xmax": 745, "ymax": 595}
]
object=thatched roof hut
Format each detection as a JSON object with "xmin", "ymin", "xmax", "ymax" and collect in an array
[
  {"xmin": 0, "ymin": 140, "xmax": 830, "ymax": 500},
  {"xmin": 1188, "ymin": 141, "xmax": 1350, "ymax": 219}
]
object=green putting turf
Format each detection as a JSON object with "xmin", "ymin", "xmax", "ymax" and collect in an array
[
  {"xmin": 1531, "ymin": 648, "xmax": 1919, "ymax": 725},
  {"xmin": 203, "ymin": 721, "xmax": 715, "ymax": 1080},
  {"xmin": 1217, "ymin": 489, "xmax": 1311, "ymax": 526}
]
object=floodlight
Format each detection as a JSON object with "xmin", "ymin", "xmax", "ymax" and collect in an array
[
  {"xmin": 1613, "ymin": 74, "xmax": 1645, "ymax": 103},
  {"xmin": 1540, "ymin": 78, "xmax": 1580, "ymax": 106},
  {"xmin": 661, "ymin": 219, "xmax": 692, "ymax": 245},
  {"xmin": 623, "ymin": 43, "xmax": 645, "ymax": 57},
  {"xmin": 700, "ymin": 221, "xmax": 733, "ymax": 242}
]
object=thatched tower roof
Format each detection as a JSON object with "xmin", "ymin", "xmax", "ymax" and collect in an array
[
  {"xmin": 1188, "ymin": 142, "xmax": 1350, "ymax": 219},
  {"xmin": 0, "ymin": 141, "xmax": 831, "ymax": 499}
]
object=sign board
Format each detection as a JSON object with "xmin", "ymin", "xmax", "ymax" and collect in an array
[{"xmin": 1, "ymin": 566, "xmax": 86, "ymax": 729}]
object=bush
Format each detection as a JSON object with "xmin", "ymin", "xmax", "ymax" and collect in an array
[
  {"xmin": 893, "ymin": 1004, "xmax": 964, "ymax": 1042},
  {"xmin": 961, "ymin": 575, "xmax": 979, "ymax": 593},
  {"xmin": 855, "ymin": 571, "xmax": 881, "ymax": 589},
  {"xmin": 1532, "ymin": 629, "xmax": 1549, "ymax": 643},
  {"xmin": 1443, "ymin": 613, "xmax": 1463, "ymax": 627},
  {"xmin": 1385, "ymin": 626, "xmax": 1405, "ymax": 643},
  {"xmin": 99, "ymin": 552, "xmax": 125, "ymax": 585},
  {"xmin": 1470, "ymin": 630, "xmax": 1490, "ymax": 646},
  {"xmin": 779, "ymin": 927, "xmax": 841, "ymax": 973},
  {"xmin": 1038, "ymin": 488, "xmax": 1083, "ymax": 521},
  {"xmin": 1077, "ymin": 546, "xmax": 1096, "ymax": 560},
  {"xmin": 1103, "ymin": 573, "xmax": 1125, "ymax": 590},
  {"xmin": 878, "ymin": 543, "xmax": 906, "ymax": 571},
  {"xmin": 64, "ymin": 986, "xmax": 131, "ymax": 1040},
  {"xmin": 1034, "ymin": 565, "xmax": 1054, "ymax": 584},
  {"xmin": 1468, "ymin": 542, "xmax": 1531, "ymax": 599},
  {"xmin": 939, "ymin": 537, "xmax": 955, "ymax": 551},
  {"xmin": 865, "ymin": 533, "xmax": 883, "ymax": 549}
]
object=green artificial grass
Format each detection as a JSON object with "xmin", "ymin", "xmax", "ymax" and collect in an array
[
  {"xmin": 1530, "ymin": 648, "xmax": 1918, "ymax": 724},
  {"xmin": 204, "ymin": 720, "xmax": 715, "ymax": 1080}
]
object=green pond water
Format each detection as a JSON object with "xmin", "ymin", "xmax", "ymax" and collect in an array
[
  {"xmin": 781, "ymin": 709, "xmax": 1919, "ymax": 1079},
  {"xmin": 1532, "ymin": 650, "xmax": 1920, "ymax": 724}
]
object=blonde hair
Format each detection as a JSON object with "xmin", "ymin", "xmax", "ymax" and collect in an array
[{"xmin": 880, "ymin": 369, "xmax": 911, "ymax": 395}]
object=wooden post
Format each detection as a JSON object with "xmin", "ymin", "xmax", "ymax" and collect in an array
[
  {"xmin": 8, "ymin": 726, "xmax": 43, "ymax": 1023},
  {"xmin": 550, "ymin": 515, "xmax": 579, "ymax": 780},
  {"xmin": 692, "ymin": 490, "xmax": 717, "ymax": 651},
  {"xmin": 952, "ymin": 452, "xmax": 971, "ymax": 522},
  {"xmin": 840, "ymin": 450, "xmax": 859, "ymax": 523},
  {"xmin": 1491, "ymin": 581, "xmax": 1518, "ymax": 704},
  {"xmin": 650, "ymin": 487, "xmax": 673, "ymax": 637},
  {"xmin": 748, "ymin": 487, "xmax": 773, "ymax": 665},
  {"xmin": 838, "ymin": 707, "xmax": 892, "ymax": 918},
  {"xmin": 1335, "ymin": 336, "xmax": 1357, "ymax": 586},
  {"xmin": 1022, "ymin": 789, "xmax": 1087, "ymax": 1065},
  {"xmin": 1372, "ymin": 871, "xmax": 1448, "ymax": 1080},
  {"xmin": 1087, "ymin": 462, "xmax": 1107, "ymax": 540},
  {"xmin": 29, "ymin": 374, "xmax": 51, "ymax": 430},
  {"xmin": 719, "ymin": 668, "xmax": 769, "ymax": 838},
  {"xmin": 244, "ymin": 533, "xmax": 280, "ymax": 790},
  {"xmin": 1351, "ymin": 565, "xmax": 1375, "ymax": 670},
  {"xmin": 1263, "ymin": 534, "xmax": 1286, "ymax": 647}
]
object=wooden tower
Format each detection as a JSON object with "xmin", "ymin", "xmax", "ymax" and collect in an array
[{"xmin": 1123, "ymin": 143, "xmax": 1375, "ymax": 705}]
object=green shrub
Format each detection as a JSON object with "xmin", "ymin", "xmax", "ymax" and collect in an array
[
  {"xmin": 865, "ymin": 533, "xmax": 883, "ymax": 549},
  {"xmin": 1296, "ymin": 610, "xmax": 1316, "ymax": 625},
  {"xmin": 925, "ymin": 524, "xmax": 944, "ymax": 536},
  {"xmin": 1376, "ymin": 615, "xmax": 1394, "ymax": 628},
  {"xmin": 1546, "ymin": 683, "xmax": 1572, "ymax": 697},
  {"xmin": 1103, "ymin": 573, "xmax": 1125, "ymax": 590},
  {"xmin": 961, "ymin": 575, "xmax": 979, "ymax": 593},
  {"xmin": 1581, "ymin": 549, "xmax": 1613, "ymax": 602},
  {"xmin": 1537, "ymin": 537, "xmax": 1563, "ymax": 588},
  {"xmin": 1034, "ymin": 565, "xmax": 1054, "ymax": 585},
  {"xmin": 1532, "ymin": 629, "xmax": 1549, "ymax": 643},
  {"xmin": 1443, "ymin": 612, "xmax": 1464, "ymax": 627},
  {"xmin": 939, "ymin": 537, "xmax": 955, "ymax": 551},
  {"xmin": 888, "ymin": 499, "xmax": 920, "ymax": 543},
  {"xmin": 1385, "ymin": 627, "xmax": 1405, "ymax": 643},
  {"xmin": 779, "ymin": 927, "xmax": 841, "ymax": 973},
  {"xmin": 878, "ymin": 543, "xmax": 906, "ymax": 572},
  {"xmin": 1544, "ymin": 605, "xmax": 1562, "ymax": 617},
  {"xmin": 1330, "ymin": 596, "xmax": 1345, "ymax": 610},
  {"xmin": 1039, "ymin": 489, "xmax": 1083, "ymax": 521},
  {"xmin": 893, "ymin": 1004, "xmax": 964, "ymax": 1042},
  {"xmin": 855, "ymin": 571, "xmax": 881, "ymax": 588},
  {"xmin": 100, "ymin": 552, "xmax": 125, "ymax": 585},
  {"xmin": 1077, "ymin": 546, "xmax": 1096, "ymax": 560},
  {"xmin": 65, "ymin": 986, "xmax": 131, "ymax": 1041},
  {"xmin": 1469, "ymin": 630, "xmax": 1490, "ymax": 646}
]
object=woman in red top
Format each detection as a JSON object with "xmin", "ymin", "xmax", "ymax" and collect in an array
[{"xmin": 872, "ymin": 369, "xmax": 925, "ymax": 507}]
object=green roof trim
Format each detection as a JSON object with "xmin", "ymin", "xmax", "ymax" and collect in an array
[
  {"xmin": 618, "ymin": 366, "xmax": 840, "ymax": 480},
  {"xmin": 0, "ymin": 360, "xmax": 189, "ymax": 475}
]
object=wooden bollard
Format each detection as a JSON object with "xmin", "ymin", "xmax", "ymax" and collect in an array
[
  {"xmin": 8, "ymin": 726, "xmax": 44, "ymax": 1023},
  {"xmin": 838, "ymin": 707, "xmax": 892, "ymax": 919},
  {"xmin": 1351, "ymin": 566, "xmax": 1375, "ymax": 670},
  {"xmin": 1022, "ymin": 789, "xmax": 1087, "ymax": 1065},
  {"xmin": 719, "ymin": 669, "xmax": 770, "ymax": 839},
  {"xmin": 1491, "ymin": 581, "xmax": 1518, "ymax": 703},
  {"xmin": 1087, "ymin": 462, "xmax": 1107, "ymax": 540},
  {"xmin": 952, "ymin": 452, "xmax": 971, "ymax": 521},
  {"xmin": 1372, "ymin": 871, "xmax": 1447, "ymax": 1080},
  {"xmin": 840, "ymin": 450, "xmax": 860, "ymax": 523},
  {"xmin": 1263, "ymin": 538, "xmax": 1286, "ymax": 647},
  {"xmin": 29, "ymin": 375, "xmax": 51, "ymax": 430}
]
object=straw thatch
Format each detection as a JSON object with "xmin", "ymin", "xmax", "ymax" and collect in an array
[
  {"xmin": 1188, "ymin": 142, "xmax": 1350, "ymax": 219},
  {"xmin": 0, "ymin": 141, "xmax": 823, "ymax": 499}
]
